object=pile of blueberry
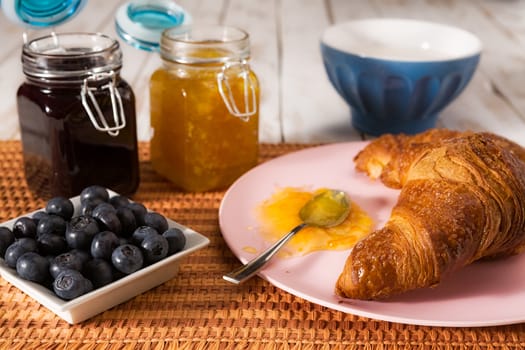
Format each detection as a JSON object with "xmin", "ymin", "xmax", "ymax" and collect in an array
[{"xmin": 0, "ymin": 186, "xmax": 186, "ymax": 300}]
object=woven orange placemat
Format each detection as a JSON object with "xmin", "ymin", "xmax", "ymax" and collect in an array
[{"xmin": 0, "ymin": 141, "xmax": 524, "ymax": 349}]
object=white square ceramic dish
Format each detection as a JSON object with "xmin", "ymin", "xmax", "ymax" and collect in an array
[{"xmin": 0, "ymin": 191, "xmax": 210, "ymax": 324}]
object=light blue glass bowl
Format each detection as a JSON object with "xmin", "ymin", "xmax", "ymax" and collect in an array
[{"xmin": 321, "ymin": 18, "xmax": 482, "ymax": 135}]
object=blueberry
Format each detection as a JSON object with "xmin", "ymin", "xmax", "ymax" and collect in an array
[
  {"xmin": 112, "ymin": 266, "xmax": 127, "ymax": 281},
  {"xmin": 126, "ymin": 202, "xmax": 147, "ymax": 226},
  {"xmin": 0, "ymin": 227, "xmax": 14, "ymax": 244},
  {"xmin": 143, "ymin": 212, "xmax": 169, "ymax": 234},
  {"xmin": 16, "ymin": 252, "xmax": 50, "ymax": 284},
  {"xmin": 163, "ymin": 228, "xmax": 186, "ymax": 255},
  {"xmin": 53, "ymin": 269, "xmax": 93, "ymax": 300},
  {"xmin": 90, "ymin": 231, "xmax": 119, "ymax": 260},
  {"xmin": 83, "ymin": 259, "xmax": 114, "ymax": 288},
  {"xmin": 12, "ymin": 217, "xmax": 37, "ymax": 238},
  {"xmin": 131, "ymin": 226, "xmax": 158, "ymax": 245},
  {"xmin": 80, "ymin": 185, "xmax": 109, "ymax": 205},
  {"xmin": 92, "ymin": 202, "xmax": 116, "ymax": 217},
  {"xmin": 80, "ymin": 200, "xmax": 97, "ymax": 216},
  {"xmin": 116, "ymin": 207, "xmax": 137, "ymax": 236},
  {"xmin": 4, "ymin": 238, "xmax": 38, "ymax": 268},
  {"xmin": 0, "ymin": 241, "xmax": 9, "ymax": 259},
  {"xmin": 68, "ymin": 249, "xmax": 91, "ymax": 266},
  {"xmin": 45, "ymin": 197, "xmax": 74, "ymax": 220},
  {"xmin": 31, "ymin": 211, "xmax": 49, "ymax": 225},
  {"xmin": 49, "ymin": 251, "xmax": 85, "ymax": 278},
  {"xmin": 94, "ymin": 210, "xmax": 121, "ymax": 235},
  {"xmin": 109, "ymin": 195, "xmax": 130, "ymax": 209},
  {"xmin": 65, "ymin": 216, "xmax": 99, "ymax": 250},
  {"xmin": 140, "ymin": 233, "xmax": 168, "ymax": 264},
  {"xmin": 37, "ymin": 233, "xmax": 68, "ymax": 256},
  {"xmin": 118, "ymin": 237, "xmax": 131, "ymax": 246},
  {"xmin": 36, "ymin": 215, "xmax": 67, "ymax": 236},
  {"xmin": 111, "ymin": 244, "xmax": 143, "ymax": 274},
  {"xmin": 0, "ymin": 227, "xmax": 15, "ymax": 258}
]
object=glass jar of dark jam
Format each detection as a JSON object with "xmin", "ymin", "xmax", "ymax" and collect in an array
[{"xmin": 17, "ymin": 32, "xmax": 140, "ymax": 198}]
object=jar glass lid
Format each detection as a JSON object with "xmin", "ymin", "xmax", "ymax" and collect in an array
[
  {"xmin": 1, "ymin": 0, "xmax": 87, "ymax": 27},
  {"xmin": 115, "ymin": 0, "xmax": 192, "ymax": 52},
  {"xmin": 21, "ymin": 32, "xmax": 122, "ymax": 80}
]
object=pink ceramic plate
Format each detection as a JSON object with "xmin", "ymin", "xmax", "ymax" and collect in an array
[{"xmin": 219, "ymin": 142, "xmax": 525, "ymax": 327}]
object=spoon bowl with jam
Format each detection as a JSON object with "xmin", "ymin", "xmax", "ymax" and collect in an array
[{"xmin": 223, "ymin": 189, "xmax": 351, "ymax": 284}]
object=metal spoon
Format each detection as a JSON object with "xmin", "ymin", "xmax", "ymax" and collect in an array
[{"xmin": 223, "ymin": 189, "xmax": 351, "ymax": 284}]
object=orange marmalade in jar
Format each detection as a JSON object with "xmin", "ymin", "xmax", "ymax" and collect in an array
[{"xmin": 150, "ymin": 26, "xmax": 259, "ymax": 192}]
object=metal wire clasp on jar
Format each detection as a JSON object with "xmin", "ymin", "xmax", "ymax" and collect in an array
[
  {"xmin": 149, "ymin": 25, "xmax": 260, "ymax": 192},
  {"xmin": 81, "ymin": 70, "xmax": 127, "ymax": 137},
  {"xmin": 217, "ymin": 59, "xmax": 258, "ymax": 121}
]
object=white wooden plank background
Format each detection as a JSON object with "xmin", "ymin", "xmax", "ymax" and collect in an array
[{"xmin": 0, "ymin": 0, "xmax": 523, "ymax": 145}]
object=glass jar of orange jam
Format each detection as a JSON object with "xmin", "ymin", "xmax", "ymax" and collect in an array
[{"xmin": 149, "ymin": 25, "xmax": 259, "ymax": 192}]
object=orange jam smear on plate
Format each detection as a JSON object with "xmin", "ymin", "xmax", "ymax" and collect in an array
[{"xmin": 255, "ymin": 187, "xmax": 373, "ymax": 257}]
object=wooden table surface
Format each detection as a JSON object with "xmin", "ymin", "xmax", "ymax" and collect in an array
[{"xmin": 0, "ymin": 0, "xmax": 524, "ymax": 145}]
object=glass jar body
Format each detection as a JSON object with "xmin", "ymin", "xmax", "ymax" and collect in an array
[
  {"xmin": 149, "ymin": 26, "xmax": 259, "ymax": 192},
  {"xmin": 17, "ymin": 33, "xmax": 140, "ymax": 198},
  {"xmin": 17, "ymin": 79, "xmax": 140, "ymax": 198}
]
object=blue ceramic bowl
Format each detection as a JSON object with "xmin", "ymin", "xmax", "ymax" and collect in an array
[{"xmin": 321, "ymin": 18, "xmax": 482, "ymax": 135}]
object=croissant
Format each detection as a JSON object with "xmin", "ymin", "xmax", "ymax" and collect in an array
[{"xmin": 336, "ymin": 130, "xmax": 525, "ymax": 300}]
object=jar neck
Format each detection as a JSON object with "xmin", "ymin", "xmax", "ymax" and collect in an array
[
  {"xmin": 21, "ymin": 32, "xmax": 123, "ymax": 84},
  {"xmin": 159, "ymin": 25, "xmax": 251, "ymax": 64},
  {"xmin": 25, "ymin": 71, "xmax": 123, "ymax": 88}
]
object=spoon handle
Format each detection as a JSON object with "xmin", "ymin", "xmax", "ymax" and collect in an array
[{"xmin": 223, "ymin": 222, "xmax": 308, "ymax": 284}]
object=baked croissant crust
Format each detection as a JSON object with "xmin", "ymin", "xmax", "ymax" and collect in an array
[{"xmin": 336, "ymin": 130, "xmax": 525, "ymax": 300}]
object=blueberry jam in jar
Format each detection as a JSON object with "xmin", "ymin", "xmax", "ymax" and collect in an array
[{"xmin": 17, "ymin": 32, "xmax": 140, "ymax": 198}]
